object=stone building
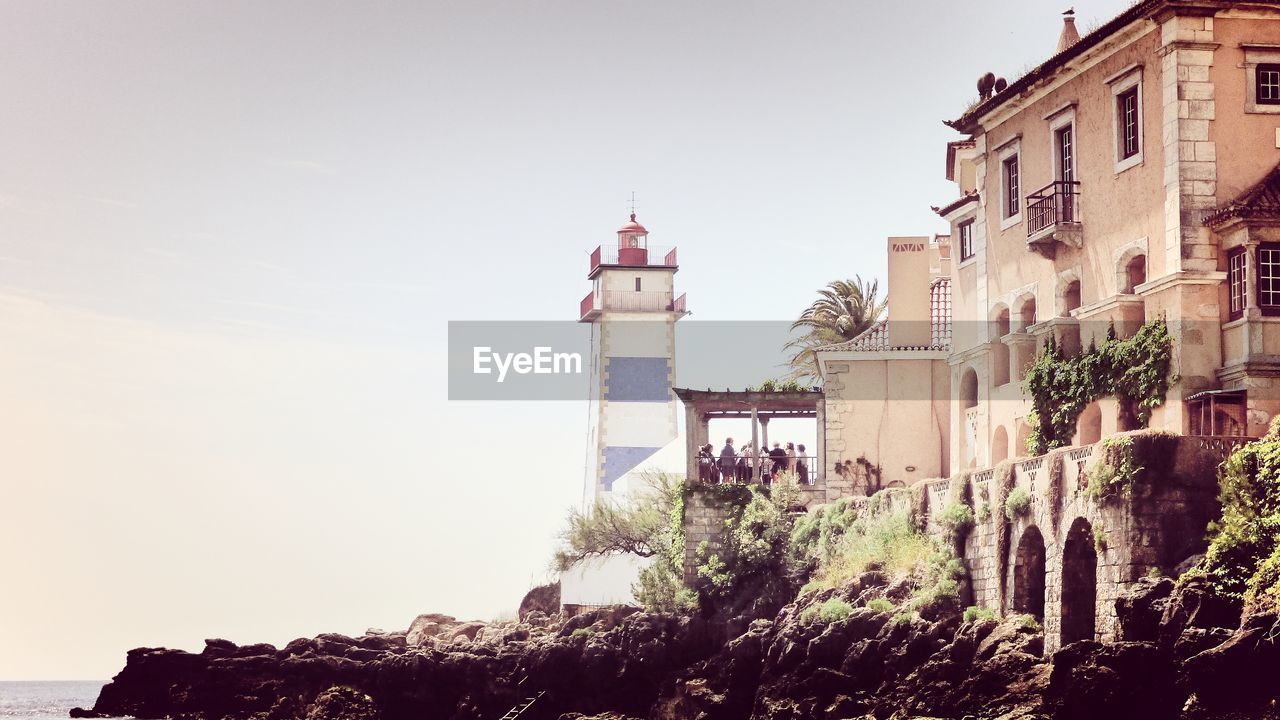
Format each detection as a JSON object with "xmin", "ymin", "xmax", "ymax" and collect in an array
[{"xmin": 940, "ymin": 0, "xmax": 1280, "ymax": 468}]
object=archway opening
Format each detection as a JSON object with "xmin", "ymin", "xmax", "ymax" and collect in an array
[
  {"xmin": 1077, "ymin": 402, "xmax": 1102, "ymax": 446},
  {"xmin": 992, "ymin": 425, "xmax": 1010, "ymax": 464},
  {"xmin": 1062, "ymin": 280, "xmax": 1081, "ymax": 316},
  {"xmin": 1123, "ymin": 254, "xmax": 1146, "ymax": 294},
  {"xmin": 1061, "ymin": 518, "xmax": 1098, "ymax": 645},
  {"xmin": 1013, "ymin": 526, "xmax": 1047, "ymax": 621},
  {"xmin": 1019, "ymin": 297, "xmax": 1038, "ymax": 330}
]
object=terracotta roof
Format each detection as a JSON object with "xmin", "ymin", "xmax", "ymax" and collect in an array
[
  {"xmin": 946, "ymin": 0, "xmax": 1162, "ymax": 134},
  {"xmin": 816, "ymin": 277, "xmax": 952, "ymax": 353},
  {"xmin": 1205, "ymin": 162, "xmax": 1280, "ymax": 227},
  {"xmin": 933, "ymin": 191, "xmax": 980, "ymax": 218}
]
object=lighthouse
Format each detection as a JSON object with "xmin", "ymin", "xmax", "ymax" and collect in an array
[{"xmin": 578, "ymin": 213, "xmax": 688, "ymax": 505}]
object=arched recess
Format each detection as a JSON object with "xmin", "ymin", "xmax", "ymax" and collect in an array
[
  {"xmin": 1061, "ymin": 280, "xmax": 1081, "ymax": 316},
  {"xmin": 1013, "ymin": 525, "xmax": 1047, "ymax": 621},
  {"xmin": 1077, "ymin": 402, "xmax": 1102, "ymax": 446},
  {"xmin": 991, "ymin": 425, "xmax": 1010, "ymax": 464},
  {"xmin": 1060, "ymin": 518, "xmax": 1098, "ymax": 645},
  {"xmin": 1016, "ymin": 421, "xmax": 1032, "ymax": 458},
  {"xmin": 1017, "ymin": 295, "xmax": 1038, "ymax": 330},
  {"xmin": 992, "ymin": 306, "xmax": 1011, "ymax": 386},
  {"xmin": 1121, "ymin": 253, "xmax": 1147, "ymax": 294},
  {"xmin": 961, "ymin": 368, "xmax": 979, "ymax": 468}
]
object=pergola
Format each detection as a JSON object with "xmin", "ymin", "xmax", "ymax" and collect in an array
[{"xmin": 673, "ymin": 387, "xmax": 825, "ymax": 483}]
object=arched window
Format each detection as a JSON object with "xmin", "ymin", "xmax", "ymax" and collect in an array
[
  {"xmin": 961, "ymin": 368, "xmax": 980, "ymax": 468},
  {"xmin": 1062, "ymin": 280, "xmax": 1081, "ymax": 316},
  {"xmin": 961, "ymin": 369, "xmax": 979, "ymax": 410},
  {"xmin": 1122, "ymin": 254, "xmax": 1146, "ymax": 294},
  {"xmin": 1019, "ymin": 297, "xmax": 1038, "ymax": 330}
]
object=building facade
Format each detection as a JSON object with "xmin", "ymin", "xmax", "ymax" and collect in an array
[{"xmin": 939, "ymin": 0, "xmax": 1280, "ymax": 470}]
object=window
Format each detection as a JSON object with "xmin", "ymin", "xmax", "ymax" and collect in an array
[
  {"xmin": 1260, "ymin": 244, "xmax": 1280, "ymax": 313},
  {"xmin": 1003, "ymin": 155, "xmax": 1020, "ymax": 219},
  {"xmin": 1228, "ymin": 248, "xmax": 1247, "ymax": 320},
  {"xmin": 634, "ymin": 277, "xmax": 642, "ymax": 292},
  {"xmin": 1258, "ymin": 63, "xmax": 1280, "ymax": 105},
  {"xmin": 1056, "ymin": 125, "xmax": 1075, "ymax": 182},
  {"xmin": 958, "ymin": 219, "xmax": 974, "ymax": 261},
  {"xmin": 1118, "ymin": 88, "xmax": 1139, "ymax": 160}
]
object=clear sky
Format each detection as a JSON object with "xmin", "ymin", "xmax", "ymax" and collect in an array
[{"xmin": 0, "ymin": 0, "xmax": 1135, "ymax": 680}]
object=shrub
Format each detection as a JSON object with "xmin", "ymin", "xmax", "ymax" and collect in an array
[
  {"xmin": 1084, "ymin": 432, "xmax": 1180, "ymax": 504},
  {"xmin": 1004, "ymin": 487, "xmax": 1031, "ymax": 521},
  {"xmin": 1093, "ymin": 525, "xmax": 1109, "ymax": 552},
  {"xmin": 939, "ymin": 502, "xmax": 975, "ymax": 545},
  {"xmin": 804, "ymin": 506, "xmax": 935, "ymax": 592},
  {"xmin": 571, "ymin": 627, "xmax": 593, "ymax": 638},
  {"xmin": 818, "ymin": 598, "xmax": 854, "ymax": 624},
  {"xmin": 1017, "ymin": 614, "xmax": 1042, "ymax": 632},
  {"xmin": 963, "ymin": 605, "xmax": 997, "ymax": 623},
  {"xmin": 1185, "ymin": 424, "xmax": 1280, "ymax": 613},
  {"xmin": 866, "ymin": 597, "xmax": 894, "ymax": 614},
  {"xmin": 695, "ymin": 481, "xmax": 802, "ymax": 618}
]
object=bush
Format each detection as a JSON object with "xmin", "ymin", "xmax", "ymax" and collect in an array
[
  {"xmin": 571, "ymin": 627, "xmax": 593, "ymax": 638},
  {"xmin": 818, "ymin": 598, "xmax": 854, "ymax": 624},
  {"xmin": 1017, "ymin": 614, "xmax": 1042, "ymax": 631},
  {"xmin": 804, "ymin": 506, "xmax": 935, "ymax": 592},
  {"xmin": 695, "ymin": 481, "xmax": 802, "ymax": 618},
  {"xmin": 1004, "ymin": 487, "xmax": 1031, "ymax": 521},
  {"xmin": 1186, "ymin": 424, "xmax": 1280, "ymax": 613},
  {"xmin": 939, "ymin": 502, "xmax": 975, "ymax": 545},
  {"xmin": 866, "ymin": 597, "xmax": 894, "ymax": 614},
  {"xmin": 1084, "ymin": 432, "xmax": 1179, "ymax": 504},
  {"xmin": 963, "ymin": 605, "xmax": 997, "ymax": 624}
]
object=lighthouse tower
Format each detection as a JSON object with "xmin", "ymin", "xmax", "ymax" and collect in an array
[{"xmin": 578, "ymin": 214, "xmax": 687, "ymax": 504}]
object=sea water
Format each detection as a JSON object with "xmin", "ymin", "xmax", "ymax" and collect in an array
[{"xmin": 0, "ymin": 682, "xmax": 115, "ymax": 720}]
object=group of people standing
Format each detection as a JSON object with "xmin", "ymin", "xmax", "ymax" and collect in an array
[{"xmin": 696, "ymin": 437, "xmax": 810, "ymax": 485}]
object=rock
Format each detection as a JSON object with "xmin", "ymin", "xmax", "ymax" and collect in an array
[
  {"xmin": 405, "ymin": 612, "xmax": 457, "ymax": 646},
  {"xmin": 1116, "ymin": 576, "xmax": 1174, "ymax": 641},
  {"xmin": 519, "ymin": 581, "xmax": 561, "ymax": 621},
  {"xmin": 447, "ymin": 621, "xmax": 486, "ymax": 643},
  {"xmin": 305, "ymin": 686, "xmax": 379, "ymax": 720}
]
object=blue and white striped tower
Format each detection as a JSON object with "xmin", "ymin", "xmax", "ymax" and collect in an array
[{"xmin": 578, "ymin": 213, "xmax": 687, "ymax": 504}]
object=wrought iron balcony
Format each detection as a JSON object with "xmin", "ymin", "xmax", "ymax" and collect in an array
[
  {"xmin": 1026, "ymin": 180, "xmax": 1081, "ymax": 258},
  {"xmin": 588, "ymin": 244, "xmax": 677, "ymax": 276}
]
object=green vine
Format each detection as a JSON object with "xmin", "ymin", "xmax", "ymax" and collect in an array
[
  {"xmin": 1023, "ymin": 320, "xmax": 1174, "ymax": 455},
  {"xmin": 1083, "ymin": 431, "xmax": 1180, "ymax": 505}
]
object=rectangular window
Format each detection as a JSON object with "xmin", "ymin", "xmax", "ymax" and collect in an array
[
  {"xmin": 1260, "ymin": 244, "xmax": 1280, "ymax": 313},
  {"xmin": 1002, "ymin": 155, "xmax": 1020, "ymax": 218},
  {"xmin": 1118, "ymin": 88, "xmax": 1140, "ymax": 159},
  {"xmin": 1229, "ymin": 248, "xmax": 1248, "ymax": 320},
  {"xmin": 1056, "ymin": 125, "xmax": 1074, "ymax": 182},
  {"xmin": 634, "ymin": 277, "xmax": 642, "ymax": 291},
  {"xmin": 958, "ymin": 220, "xmax": 974, "ymax": 261},
  {"xmin": 1258, "ymin": 64, "xmax": 1280, "ymax": 105}
]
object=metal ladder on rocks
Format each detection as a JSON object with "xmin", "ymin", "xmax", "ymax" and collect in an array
[{"xmin": 497, "ymin": 690, "xmax": 544, "ymax": 720}]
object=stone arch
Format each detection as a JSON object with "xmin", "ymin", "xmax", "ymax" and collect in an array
[
  {"xmin": 1060, "ymin": 517, "xmax": 1098, "ymax": 645},
  {"xmin": 1077, "ymin": 402, "xmax": 1102, "ymax": 445},
  {"xmin": 1015, "ymin": 420, "xmax": 1032, "ymax": 458},
  {"xmin": 960, "ymin": 368, "xmax": 978, "ymax": 410},
  {"xmin": 1013, "ymin": 525, "xmax": 1047, "ymax": 621},
  {"xmin": 991, "ymin": 425, "xmax": 1010, "ymax": 464},
  {"xmin": 991, "ymin": 305, "xmax": 1011, "ymax": 386},
  {"xmin": 1016, "ymin": 294, "xmax": 1038, "ymax": 330},
  {"xmin": 1055, "ymin": 269, "xmax": 1082, "ymax": 317},
  {"xmin": 1119, "ymin": 252, "xmax": 1147, "ymax": 294}
]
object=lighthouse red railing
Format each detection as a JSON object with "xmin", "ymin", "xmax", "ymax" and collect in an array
[
  {"xmin": 589, "ymin": 244, "xmax": 678, "ymax": 274},
  {"xmin": 671, "ymin": 293, "xmax": 687, "ymax": 313},
  {"xmin": 579, "ymin": 291, "xmax": 596, "ymax": 320}
]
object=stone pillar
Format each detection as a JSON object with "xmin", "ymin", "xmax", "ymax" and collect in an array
[
  {"xmin": 684, "ymin": 401, "xmax": 701, "ymax": 482},
  {"xmin": 1159, "ymin": 10, "xmax": 1219, "ymax": 274}
]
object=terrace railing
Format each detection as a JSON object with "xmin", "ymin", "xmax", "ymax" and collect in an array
[{"xmin": 1026, "ymin": 180, "xmax": 1080, "ymax": 239}]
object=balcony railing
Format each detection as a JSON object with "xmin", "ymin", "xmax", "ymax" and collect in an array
[
  {"xmin": 1026, "ymin": 180, "xmax": 1080, "ymax": 239},
  {"xmin": 589, "ymin": 244, "xmax": 677, "ymax": 274},
  {"xmin": 579, "ymin": 290, "xmax": 688, "ymax": 319}
]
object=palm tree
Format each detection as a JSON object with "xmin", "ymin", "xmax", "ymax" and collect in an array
[{"xmin": 783, "ymin": 276, "xmax": 887, "ymax": 381}]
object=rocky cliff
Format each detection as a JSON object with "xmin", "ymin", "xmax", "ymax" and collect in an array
[{"xmin": 73, "ymin": 575, "xmax": 1280, "ymax": 720}]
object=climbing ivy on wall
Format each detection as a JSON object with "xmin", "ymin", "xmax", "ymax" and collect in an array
[{"xmin": 1023, "ymin": 320, "xmax": 1174, "ymax": 456}]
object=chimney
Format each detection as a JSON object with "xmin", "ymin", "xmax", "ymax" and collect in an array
[
  {"xmin": 886, "ymin": 237, "xmax": 932, "ymax": 348},
  {"xmin": 1057, "ymin": 8, "xmax": 1081, "ymax": 54}
]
